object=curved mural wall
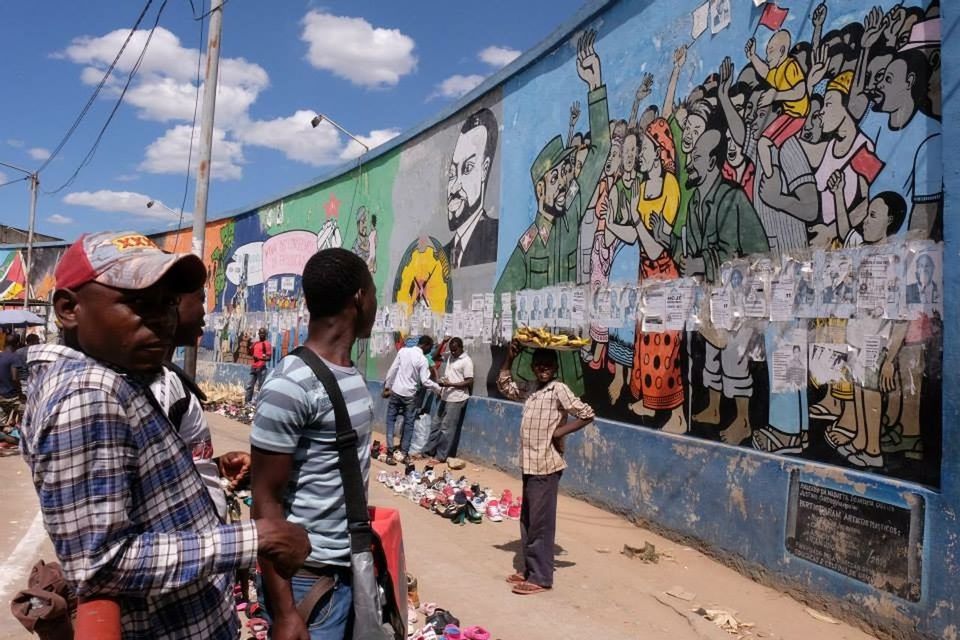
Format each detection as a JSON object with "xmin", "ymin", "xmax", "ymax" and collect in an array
[{"xmin": 155, "ymin": 0, "xmax": 943, "ymax": 488}]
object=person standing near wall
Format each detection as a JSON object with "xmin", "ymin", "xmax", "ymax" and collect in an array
[
  {"xmin": 15, "ymin": 333, "xmax": 40, "ymax": 384},
  {"xmin": 246, "ymin": 327, "xmax": 273, "ymax": 404},
  {"xmin": 425, "ymin": 337, "xmax": 474, "ymax": 463},
  {"xmin": 251, "ymin": 248, "xmax": 378, "ymax": 639},
  {"xmin": 498, "ymin": 341, "xmax": 595, "ymax": 596},
  {"xmin": 383, "ymin": 335, "xmax": 441, "ymax": 462},
  {"xmin": 0, "ymin": 334, "xmax": 22, "ymax": 428}
]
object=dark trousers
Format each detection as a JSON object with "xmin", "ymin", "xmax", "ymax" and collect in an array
[
  {"xmin": 245, "ymin": 367, "xmax": 268, "ymax": 403},
  {"xmin": 385, "ymin": 393, "xmax": 418, "ymax": 453},
  {"xmin": 520, "ymin": 471, "xmax": 562, "ymax": 588},
  {"xmin": 424, "ymin": 400, "xmax": 466, "ymax": 462}
]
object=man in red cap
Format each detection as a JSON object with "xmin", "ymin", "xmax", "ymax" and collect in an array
[{"xmin": 19, "ymin": 231, "xmax": 310, "ymax": 640}]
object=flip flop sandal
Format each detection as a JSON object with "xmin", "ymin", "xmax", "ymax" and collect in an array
[
  {"xmin": 463, "ymin": 626, "xmax": 491, "ymax": 640},
  {"xmin": 809, "ymin": 403, "xmax": 839, "ymax": 418},
  {"xmin": 846, "ymin": 450, "xmax": 884, "ymax": 469},
  {"xmin": 511, "ymin": 581, "xmax": 549, "ymax": 595},
  {"xmin": 751, "ymin": 426, "xmax": 803, "ymax": 454},
  {"xmin": 880, "ymin": 423, "xmax": 904, "ymax": 448},
  {"xmin": 823, "ymin": 422, "xmax": 856, "ymax": 449},
  {"xmin": 505, "ymin": 573, "xmax": 526, "ymax": 584}
]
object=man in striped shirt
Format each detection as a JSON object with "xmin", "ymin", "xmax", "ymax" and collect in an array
[
  {"xmin": 21, "ymin": 231, "xmax": 310, "ymax": 640},
  {"xmin": 251, "ymin": 248, "xmax": 378, "ymax": 639},
  {"xmin": 497, "ymin": 341, "xmax": 595, "ymax": 596}
]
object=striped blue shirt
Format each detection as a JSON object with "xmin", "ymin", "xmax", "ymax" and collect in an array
[{"xmin": 251, "ymin": 353, "xmax": 373, "ymax": 567}]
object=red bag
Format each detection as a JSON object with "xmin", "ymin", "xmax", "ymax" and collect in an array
[{"xmin": 370, "ymin": 506, "xmax": 407, "ymax": 617}]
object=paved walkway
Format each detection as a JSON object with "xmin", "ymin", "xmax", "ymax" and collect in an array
[{"xmin": 0, "ymin": 413, "xmax": 879, "ymax": 639}]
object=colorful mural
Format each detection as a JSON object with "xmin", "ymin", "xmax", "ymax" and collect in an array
[{"xmin": 143, "ymin": 0, "xmax": 942, "ymax": 486}]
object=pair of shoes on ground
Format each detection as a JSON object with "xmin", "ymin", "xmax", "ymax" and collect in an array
[{"xmin": 505, "ymin": 573, "xmax": 551, "ymax": 595}]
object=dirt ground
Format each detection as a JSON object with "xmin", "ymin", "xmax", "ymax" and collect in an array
[{"xmin": 0, "ymin": 412, "xmax": 880, "ymax": 640}]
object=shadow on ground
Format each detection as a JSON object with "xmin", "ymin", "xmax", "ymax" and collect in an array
[{"xmin": 493, "ymin": 539, "xmax": 576, "ymax": 573}]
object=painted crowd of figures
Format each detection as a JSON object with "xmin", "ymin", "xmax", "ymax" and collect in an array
[{"xmin": 489, "ymin": 2, "xmax": 942, "ymax": 485}]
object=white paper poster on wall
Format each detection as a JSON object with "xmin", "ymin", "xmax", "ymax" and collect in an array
[
  {"xmin": 709, "ymin": 0, "xmax": 731, "ymax": 34},
  {"xmin": 808, "ymin": 343, "xmax": 849, "ymax": 385},
  {"xmin": 692, "ymin": 2, "xmax": 710, "ymax": 39},
  {"xmin": 772, "ymin": 329, "xmax": 808, "ymax": 392}
]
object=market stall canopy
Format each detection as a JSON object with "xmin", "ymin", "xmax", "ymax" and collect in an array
[{"xmin": 0, "ymin": 309, "xmax": 45, "ymax": 326}]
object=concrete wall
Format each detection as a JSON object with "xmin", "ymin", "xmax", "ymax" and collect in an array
[{"xmin": 13, "ymin": 0, "xmax": 957, "ymax": 637}]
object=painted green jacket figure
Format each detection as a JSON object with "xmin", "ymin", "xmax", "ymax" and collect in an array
[{"xmin": 495, "ymin": 29, "xmax": 611, "ymax": 396}]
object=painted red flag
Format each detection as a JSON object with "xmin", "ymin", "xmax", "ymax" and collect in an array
[
  {"xmin": 850, "ymin": 146, "xmax": 885, "ymax": 184},
  {"xmin": 759, "ymin": 3, "xmax": 789, "ymax": 31}
]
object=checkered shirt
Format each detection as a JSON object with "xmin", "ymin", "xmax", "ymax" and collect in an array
[
  {"xmin": 497, "ymin": 371, "xmax": 595, "ymax": 475},
  {"xmin": 20, "ymin": 345, "xmax": 259, "ymax": 640}
]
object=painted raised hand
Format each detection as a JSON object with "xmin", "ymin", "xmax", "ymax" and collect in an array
[
  {"xmin": 812, "ymin": 2, "xmax": 827, "ymax": 28},
  {"xmin": 569, "ymin": 101, "xmax": 581, "ymax": 127},
  {"xmin": 576, "ymin": 29, "xmax": 603, "ymax": 91}
]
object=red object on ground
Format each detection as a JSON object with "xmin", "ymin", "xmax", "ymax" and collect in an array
[
  {"xmin": 74, "ymin": 598, "xmax": 122, "ymax": 640},
  {"xmin": 759, "ymin": 3, "xmax": 789, "ymax": 31},
  {"xmin": 370, "ymin": 505, "xmax": 407, "ymax": 612}
]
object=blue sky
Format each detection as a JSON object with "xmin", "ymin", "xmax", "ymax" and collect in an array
[{"xmin": 0, "ymin": 0, "xmax": 584, "ymax": 241}]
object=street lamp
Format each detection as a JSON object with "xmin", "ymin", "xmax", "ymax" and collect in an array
[
  {"xmin": 145, "ymin": 200, "xmax": 180, "ymax": 216},
  {"xmin": 310, "ymin": 113, "xmax": 370, "ymax": 154},
  {"xmin": 0, "ymin": 161, "xmax": 38, "ymax": 310}
]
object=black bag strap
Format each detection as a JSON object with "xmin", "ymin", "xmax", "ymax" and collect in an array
[
  {"xmin": 291, "ymin": 346, "xmax": 373, "ymax": 554},
  {"xmin": 163, "ymin": 360, "xmax": 208, "ymax": 402}
]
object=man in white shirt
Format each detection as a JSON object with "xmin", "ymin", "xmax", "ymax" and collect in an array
[
  {"xmin": 424, "ymin": 337, "xmax": 474, "ymax": 463},
  {"xmin": 383, "ymin": 335, "xmax": 440, "ymax": 459}
]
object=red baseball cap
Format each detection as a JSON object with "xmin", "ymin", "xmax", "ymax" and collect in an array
[{"xmin": 55, "ymin": 231, "xmax": 207, "ymax": 292}]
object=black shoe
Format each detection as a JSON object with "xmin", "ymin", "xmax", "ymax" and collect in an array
[{"xmin": 385, "ymin": 456, "xmax": 397, "ymax": 466}]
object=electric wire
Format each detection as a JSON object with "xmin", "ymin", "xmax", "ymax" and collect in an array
[
  {"xmin": 44, "ymin": 0, "xmax": 170, "ymax": 195},
  {"xmin": 36, "ymin": 0, "xmax": 155, "ymax": 174}
]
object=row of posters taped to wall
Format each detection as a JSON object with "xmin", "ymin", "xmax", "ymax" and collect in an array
[{"xmin": 369, "ymin": 240, "xmax": 943, "ymax": 389}]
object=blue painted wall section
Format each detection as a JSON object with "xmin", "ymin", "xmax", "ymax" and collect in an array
[{"xmin": 369, "ymin": 377, "xmax": 955, "ymax": 639}]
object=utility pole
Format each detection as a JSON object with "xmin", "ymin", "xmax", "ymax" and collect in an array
[
  {"xmin": 23, "ymin": 173, "xmax": 38, "ymax": 310},
  {"xmin": 0, "ymin": 162, "xmax": 39, "ymax": 311},
  {"xmin": 185, "ymin": 0, "xmax": 224, "ymax": 378}
]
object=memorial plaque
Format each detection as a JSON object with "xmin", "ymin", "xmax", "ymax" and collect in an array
[{"xmin": 786, "ymin": 474, "xmax": 923, "ymax": 602}]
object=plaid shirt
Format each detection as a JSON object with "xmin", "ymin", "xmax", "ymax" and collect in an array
[
  {"xmin": 497, "ymin": 371, "xmax": 595, "ymax": 475},
  {"xmin": 21, "ymin": 345, "xmax": 258, "ymax": 640}
]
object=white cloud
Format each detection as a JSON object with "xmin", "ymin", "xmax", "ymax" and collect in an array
[
  {"xmin": 0, "ymin": 171, "xmax": 7, "ymax": 184},
  {"xmin": 58, "ymin": 27, "xmax": 269, "ymax": 126},
  {"xmin": 29, "ymin": 147, "xmax": 51, "ymax": 161},
  {"xmin": 432, "ymin": 74, "xmax": 485, "ymax": 100},
  {"xmin": 63, "ymin": 190, "xmax": 181, "ymax": 220},
  {"xmin": 240, "ymin": 110, "xmax": 340, "ymax": 166},
  {"xmin": 140, "ymin": 125, "xmax": 244, "ymax": 180},
  {"xmin": 479, "ymin": 46, "xmax": 520, "ymax": 69},
  {"xmin": 300, "ymin": 12, "xmax": 417, "ymax": 88},
  {"xmin": 340, "ymin": 128, "xmax": 401, "ymax": 160},
  {"xmin": 239, "ymin": 111, "xmax": 399, "ymax": 166},
  {"xmin": 47, "ymin": 214, "xmax": 74, "ymax": 225},
  {"xmin": 6, "ymin": 139, "xmax": 24, "ymax": 148}
]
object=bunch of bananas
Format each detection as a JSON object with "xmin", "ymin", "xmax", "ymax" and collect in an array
[{"xmin": 514, "ymin": 326, "xmax": 590, "ymax": 349}]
